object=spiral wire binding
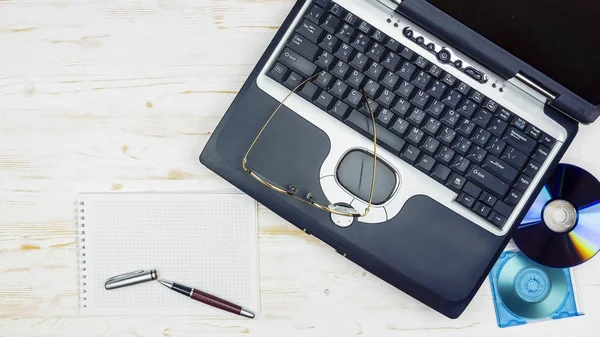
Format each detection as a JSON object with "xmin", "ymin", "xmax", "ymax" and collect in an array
[{"xmin": 75, "ymin": 200, "xmax": 87, "ymax": 309}]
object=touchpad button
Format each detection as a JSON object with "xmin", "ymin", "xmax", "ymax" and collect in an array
[{"xmin": 336, "ymin": 150, "xmax": 397, "ymax": 205}]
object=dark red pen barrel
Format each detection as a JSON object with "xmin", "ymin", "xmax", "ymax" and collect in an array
[{"xmin": 190, "ymin": 289, "xmax": 242, "ymax": 315}]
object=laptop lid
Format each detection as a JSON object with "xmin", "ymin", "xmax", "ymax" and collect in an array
[{"xmin": 396, "ymin": 0, "xmax": 600, "ymax": 125}]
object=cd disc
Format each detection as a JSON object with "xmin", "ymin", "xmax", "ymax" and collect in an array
[
  {"xmin": 514, "ymin": 163, "xmax": 600, "ymax": 268},
  {"xmin": 497, "ymin": 253, "xmax": 568, "ymax": 319}
]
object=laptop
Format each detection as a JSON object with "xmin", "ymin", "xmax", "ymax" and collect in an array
[{"xmin": 200, "ymin": 0, "xmax": 599, "ymax": 318}]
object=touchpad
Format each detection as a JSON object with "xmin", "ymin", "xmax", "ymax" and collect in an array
[{"xmin": 336, "ymin": 150, "xmax": 397, "ymax": 205}]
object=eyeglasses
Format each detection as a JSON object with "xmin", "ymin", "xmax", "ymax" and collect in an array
[{"xmin": 242, "ymin": 71, "xmax": 378, "ymax": 217}]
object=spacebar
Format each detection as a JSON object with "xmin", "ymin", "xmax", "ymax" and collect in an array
[{"xmin": 344, "ymin": 110, "xmax": 406, "ymax": 155}]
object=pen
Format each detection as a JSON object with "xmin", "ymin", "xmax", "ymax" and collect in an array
[{"xmin": 158, "ymin": 279, "xmax": 255, "ymax": 319}]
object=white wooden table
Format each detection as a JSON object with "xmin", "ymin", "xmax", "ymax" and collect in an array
[{"xmin": 1, "ymin": 0, "xmax": 599, "ymax": 335}]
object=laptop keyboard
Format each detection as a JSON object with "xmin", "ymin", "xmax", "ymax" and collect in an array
[{"xmin": 266, "ymin": 0, "xmax": 556, "ymax": 228}]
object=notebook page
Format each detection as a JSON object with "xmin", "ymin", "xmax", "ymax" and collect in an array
[{"xmin": 77, "ymin": 192, "xmax": 259, "ymax": 316}]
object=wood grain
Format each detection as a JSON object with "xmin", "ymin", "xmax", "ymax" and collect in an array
[{"xmin": 1, "ymin": 0, "xmax": 599, "ymax": 336}]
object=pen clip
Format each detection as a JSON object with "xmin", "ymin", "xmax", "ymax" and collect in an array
[{"xmin": 105, "ymin": 269, "xmax": 158, "ymax": 290}]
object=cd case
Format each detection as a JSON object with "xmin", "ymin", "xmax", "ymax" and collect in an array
[{"xmin": 489, "ymin": 250, "xmax": 583, "ymax": 328}]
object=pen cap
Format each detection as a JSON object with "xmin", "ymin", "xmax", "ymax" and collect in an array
[{"xmin": 105, "ymin": 269, "xmax": 157, "ymax": 290}]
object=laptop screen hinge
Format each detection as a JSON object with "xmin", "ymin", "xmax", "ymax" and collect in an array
[
  {"xmin": 374, "ymin": 0, "xmax": 401, "ymax": 12},
  {"xmin": 515, "ymin": 72, "xmax": 558, "ymax": 102}
]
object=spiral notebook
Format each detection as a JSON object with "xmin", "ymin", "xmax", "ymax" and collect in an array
[{"xmin": 75, "ymin": 192, "xmax": 260, "ymax": 316}]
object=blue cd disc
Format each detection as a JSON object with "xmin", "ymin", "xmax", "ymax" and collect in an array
[{"xmin": 514, "ymin": 163, "xmax": 600, "ymax": 268}]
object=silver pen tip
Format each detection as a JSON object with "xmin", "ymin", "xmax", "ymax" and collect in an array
[
  {"xmin": 240, "ymin": 308, "xmax": 255, "ymax": 319},
  {"xmin": 157, "ymin": 279, "xmax": 172, "ymax": 288}
]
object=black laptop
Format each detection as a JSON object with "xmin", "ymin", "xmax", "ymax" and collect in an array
[{"xmin": 200, "ymin": 0, "xmax": 599, "ymax": 318}]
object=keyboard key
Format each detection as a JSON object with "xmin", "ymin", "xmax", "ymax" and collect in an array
[
  {"xmin": 457, "ymin": 193, "xmax": 477, "ymax": 209},
  {"xmin": 488, "ymin": 117, "xmax": 508, "ymax": 138},
  {"xmin": 424, "ymin": 117, "xmax": 441, "ymax": 136},
  {"xmin": 390, "ymin": 118, "xmax": 411, "ymax": 137},
  {"xmin": 427, "ymin": 80, "xmax": 448, "ymax": 100},
  {"xmin": 400, "ymin": 145, "xmax": 421, "ymax": 164},
  {"xmin": 376, "ymin": 108, "xmax": 395, "ymax": 127},
  {"xmin": 436, "ymin": 146, "xmax": 455, "ymax": 165},
  {"xmin": 494, "ymin": 201, "xmax": 512, "ymax": 218},
  {"xmin": 473, "ymin": 109, "xmax": 493, "ymax": 128},
  {"xmin": 397, "ymin": 62, "xmax": 417, "ymax": 81},
  {"xmin": 515, "ymin": 174, "xmax": 532, "ymax": 192},
  {"xmin": 343, "ymin": 109, "xmax": 372, "ymax": 137},
  {"xmin": 381, "ymin": 53, "xmax": 402, "ymax": 72},
  {"xmin": 472, "ymin": 202, "xmax": 491, "ymax": 218},
  {"xmin": 486, "ymin": 137, "xmax": 506, "ymax": 157},
  {"xmin": 348, "ymin": 52, "xmax": 370, "ymax": 72},
  {"xmin": 468, "ymin": 90, "xmax": 484, "ymax": 104},
  {"xmin": 332, "ymin": 60, "xmax": 351, "ymax": 79},
  {"xmin": 376, "ymin": 89, "xmax": 396, "ymax": 108},
  {"xmin": 319, "ymin": 33, "xmax": 341, "ymax": 53},
  {"xmin": 334, "ymin": 43, "xmax": 355, "ymax": 63},
  {"xmin": 284, "ymin": 71, "xmax": 303, "ymax": 90},
  {"xmin": 391, "ymin": 98, "xmax": 412, "ymax": 117},
  {"xmin": 297, "ymin": 20, "xmax": 324, "ymax": 44},
  {"xmin": 511, "ymin": 116, "xmax": 528, "ymax": 131},
  {"xmin": 455, "ymin": 81, "xmax": 470, "ymax": 95},
  {"xmin": 463, "ymin": 182, "xmax": 482, "ymax": 199},
  {"xmin": 505, "ymin": 189, "xmax": 523, "ymax": 206},
  {"xmin": 371, "ymin": 29, "xmax": 387, "ymax": 44},
  {"xmin": 268, "ymin": 62, "xmax": 289, "ymax": 83},
  {"xmin": 410, "ymin": 90, "xmax": 431, "ymax": 110},
  {"xmin": 329, "ymin": 79, "xmax": 349, "ymax": 99},
  {"xmin": 386, "ymin": 38, "xmax": 401, "ymax": 52},
  {"xmin": 446, "ymin": 173, "xmax": 467, "ymax": 193},
  {"xmin": 525, "ymin": 125, "xmax": 542, "ymax": 140},
  {"xmin": 502, "ymin": 146, "xmax": 528, "ymax": 170},
  {"xmin": 336, "ymin": 23, "xmax": 356, "ymax": 44},
  {"xmin": 467, "ymin": 146, "xmax": 487, "ymax": 164},
  {"xmin": 407, "ymin": 108, "xmax": 426, "ymax": 127},
  {"xmin": 417, "ymin": 154, "xmax": 436, "ymax": 173},
  {"xmin": 420, "ymin": 137, "xmax": 440, "ymax": 156},
  {"xmin": 457, "ymin": 99, "xmax": 478, "ymax": 119},
  {"xmin": 306, "ymin": 5, "xmax": 325, "ymax": 24},
  {"xmin": 432, "ymin": 164, "xmax": 452, "ymax": 183},
  {"xmin": 366, "ymin": 43, "xmax": 387, "ymax": 63},
  {"xmin": 315, "ymin": 51, "xmax": 336, "ymax": 70},
  {"xmin": 314, "ymin": 71, "xmax": 335, "ymax": 90},
  {"xmin": 278, "ymin": 48, "xmax": 318, "ymax": 78},
  {"xmin": 452, "ymin": 136, "xmax": 472, "ymax": 155},
  {"xmin": 399, "ymin": 46, "xmax": 415, "ymax": 61},
  {"xmin": 456, "ymin": 119, "xmax": 476, "ymax": 137},
  {"xmin": 441, "ymin": 90, "xmax": 463, "ymax": 109},
  {"xmin": 321, "ymin": 13, "xmax": 341, "ymax": 34},
  {"xmin": 395, "ymin": 81, "xmax": 416, "ymax": 100},
  {"xmin": 357, "ymin": 21, "xmax": 372, "ymax": 34},
  {"xmin": 471, "ymin": 128, "xmax": 491, "ymax": 147},
  {"xmin": 350, "ymin": 33, "xmax": 372, "ymax": 53},
  {"xmin": 315, "ymin": 91, "xmax": 335, "ymax": 110},
  {"xmin": 466, "ymin": 166, "xmax": 510, "ymax": 197},
  {"xmin": 329, "ymin": 3, "xmax": 345, "ymax": 17},
  {"xmin": 488, "ymin": 212, "xmax": 506, "ymax": 228},
  {"xmin": 363, "ymin": 79, "xmax": 381, "ymax": 98},
  {"xmin": 428, "ymin": 65, "xmax": 443, "ymax": 78},
  {"xmin": 342, "ymin": 12, "xmax": 358, "ymax": 26},
  {"xmin": 497, "ymin": 107, "xmax": 512, "ymax": 121},
  {"xmin": 523, "ymin": 160, "xmax": 541, "ymax": 177},
  {"xmin": 345, "ymin": 89, "xmax": 364, "ymax": 108},
  {"xmin": 440, "ymin": 109, "xmax": 460, "ymax": 128},
  {"xmin": 414, "ymin": 55, "xmax": 429, "ymax": 69},
  {"xmin": 365, "ymin": 62, "xmax": 384, "ymax": 81},
  {"xmin": 441, "ymin": 73, "xmax": 457, "ymax": 87},
  {"xmin": 483, "ymin": 155, "xmax": 518, "ymax": 183},
  {"xmin": 540, "ymin": 133, "xmax": 556, "ymax": 148},
  {"xmin": 376, "ymin": 125, "xmax": 407, "ymax": 155},
  {"xmin": 451, "ymin": 156, "xmax": 471, "ymax": 174},
  {"xmin": 299, "ymin": 82, "xmax": 321, "ymax": 101},
  {"xmin": 358, "ymin": 99, "xmax": 379, "ymax": 117},
  {"xmin": 381, "ymin": 71, "xmax": 400, "ymax": 90},
  {"xmin": 425, "ymin": 100, "xmax": 445, "ymax": 118},
  {"xmin": 406, "ymin": 126, "xmax": 425, "ymax": 146},
  {"xmin": 314, "ymin": 0, "xmax": 330, "ymax": 8},
  {"xmin": 483, "ymin": 98, "xmax": 498, "ymax": 112},
  {"xmin": 533, "ymin": 145, "xmax": 550, "ymax": 163},
  {"xmin": 437, "ymin": 127, "xmax": 457, "ymax": 146},
  {"xmin": 503, "ymin": 127, "xmax": 537, "ymax": 155},
  {"xmin": 329, "ymin": 100, "xmax": 351, "ymax": 120},
  {"xmin": 412, "ymin": 71, "xmax": 432, "ymax": 90},
  {"xmin": 346, "ymin": 69, "xmax": 366, "ymax": 89}
]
